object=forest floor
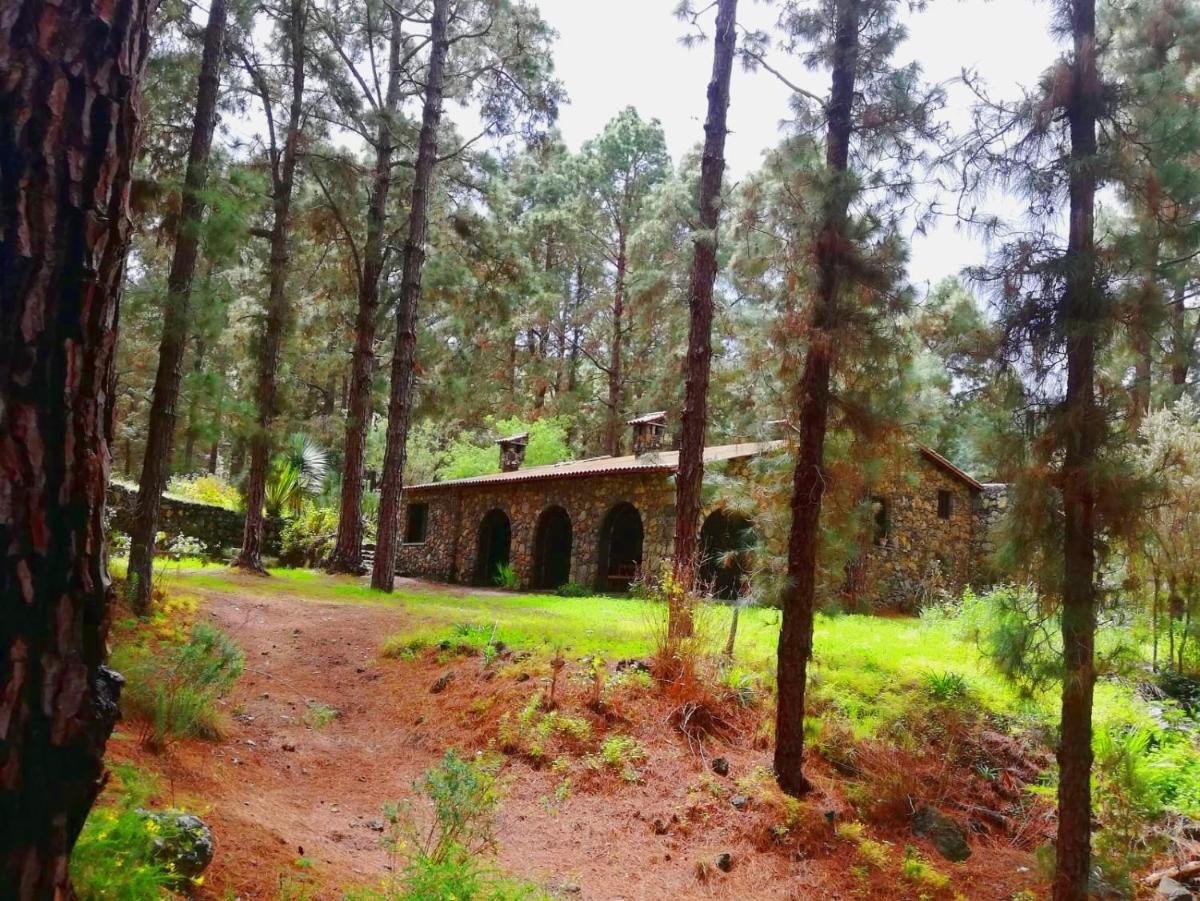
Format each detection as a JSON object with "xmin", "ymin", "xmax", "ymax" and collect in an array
[{"xmin": 103, "ymin": 567, "xmax": 1066, "ymax": 900}]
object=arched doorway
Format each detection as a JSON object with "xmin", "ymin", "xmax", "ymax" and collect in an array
[
  {"xmin": 532, "ymin": 506, "xmax": 573, "ymax": 590},
  {"xmin": 698, "ymin": 510, "xmax": 755, "ymax": 600},
  {"xmin": 474, "ymin": 509, "xmax": 512, "ymax": 586},
  {"xmin": 596, "ymin": 502, "xmax": 643, "ymax": 592}
]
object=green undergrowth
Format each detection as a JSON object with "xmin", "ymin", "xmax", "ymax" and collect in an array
[{"xmin": 71, "ymin": 763, "xmax": 201, "ymax": 898}]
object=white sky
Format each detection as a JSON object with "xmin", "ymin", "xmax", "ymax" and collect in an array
[{"xmin": 518, "ymin": 0, "xmax": 1060, "ymax": 291}]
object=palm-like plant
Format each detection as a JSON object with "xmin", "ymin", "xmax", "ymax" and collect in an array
[{"xmin": 265, "ymin": 435, "xmax": 330, "ymax": 517}]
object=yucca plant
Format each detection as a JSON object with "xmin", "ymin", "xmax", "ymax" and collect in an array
[{"xmin": 266, "ymin": 434, "xmax": 331, "ymax": 517}]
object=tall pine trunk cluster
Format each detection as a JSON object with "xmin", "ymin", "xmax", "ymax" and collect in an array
[
  {"xmin": 0, "ymin": 0, "xmax": 153, "ymax": 893},
  {"xmin": 126, "ymin": 0, "xmax": 229, "ymax": 614},
  {"xmin": 235, "ymin": 0, "xmax": 309, "ymax": 573},
  {"xmin": 669, "ymin": 0, "xmax": 738, "ymax": 640},
  {"xmin": 326, "ymin": 9, "xmax": 406, "ymax": 576},
  {"xmin": 372, "ymin": 0, "xmax": 451, "ymax": 592}
]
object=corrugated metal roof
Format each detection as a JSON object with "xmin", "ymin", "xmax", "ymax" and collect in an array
[
  {"xmin": 406, "ymin": 440, "xmax": 786, "ymax": 492},
  {"xmin": 404, "ymin": 439, "xmax": 984, "ymax": 493}
]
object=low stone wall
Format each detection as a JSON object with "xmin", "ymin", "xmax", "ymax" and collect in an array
[{"xmin": 107, "ymin": 482, "xmax": 281, "ymax": 555}]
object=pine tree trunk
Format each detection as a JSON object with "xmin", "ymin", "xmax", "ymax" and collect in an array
[
  {"xmin": 1053, "ymin": 1, "xmax": 1101, "ymax": 897},
  {"xmin": 0, "ymin": 0, "xmax": 153, "ymax": 892},
  {"xmin": 126, "ymin": 0, "xmax": 227, "ymax": 614},
  {"xmin": 670, "ymin": 0, "xmax": 737, "ymax": 640},
  {"xmin": 328, "ymin": 10, "xmax": 405, "ymax": 575},
  {"xmin": 371, "ymin": 0, "xmax": 450, "ymax": 592},
  {"xmin": 774, "ymin": 0, "xmax": 859, "ymax": 799},
  {"xmin": 1169, "ymin": 283, "xmax": 1192, "ymax": 390},
  {"xmin": 606, "ymin": 239, "xmax": 627, "ymax": 457},
  {"xmin": 181, "ymin": 338, "xmax": 207, "ymax": 472},
  {"xmin": 234, "ymin": 0, "xmax": 307, "ymax": 574}
]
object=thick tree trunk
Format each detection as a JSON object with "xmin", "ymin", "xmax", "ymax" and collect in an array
[
  {"xmin": 234, "ymin": 0, "xmax": 307, "ymax": 573},
  {"xmin": 1053, "ymin": 2, "xmax": 1101, "ymax": 897},
  {"xmin": 371, "ymin": 0, "xmax": 450, "ymax": 592},
  {"xmin": 126, "ymin": 0, "xmax": 227, "ymax": 614},
  {"xmin": 605, "ymin": 239, "xmax": 627, "ymax": 457},
  {"xmin": 669, "ymin": 0, "xmax": 737, "ymax": 640},
  {"xmin": 774, "ymin": 0, "xmax": 859, "ymax": 799},
  {"xmin": 0, "ymin": 0, "xmax": 153, "ymax": 893},
  {"xmin": 328, "ymin": 10, "xmax": 405, "ymax": 575}
]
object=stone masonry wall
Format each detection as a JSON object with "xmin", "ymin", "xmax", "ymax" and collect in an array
[
  {"xmin": 855, "ymin": 459, "xmax": 979, "ymax": 610},
  {"xmin": 395, "ymin": 450, "xmax": 991, "ymax": 607},
  {"xmin": 107, "ymin": 482, "xmax": 281, "ymax": 555},
  {"xmin": 396, "ymin": 471, "xmax": 677, "ymax": 590}
]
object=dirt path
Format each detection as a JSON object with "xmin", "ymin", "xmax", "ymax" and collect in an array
[{"xmin": 108, "ymin": 576, "xmax": 1041, "ymax": 900}]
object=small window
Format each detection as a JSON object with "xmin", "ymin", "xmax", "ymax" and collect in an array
[
  {"xmin": 937, "ymin": 489, "xmax": 953, "ymax": 520},
  {"xmin": 404, "ymin": 503, "xmax": 429, "ymax": 544},
  {"xmin": 871, "ymin": 497, "xmax": 889, "ymax": 546}
]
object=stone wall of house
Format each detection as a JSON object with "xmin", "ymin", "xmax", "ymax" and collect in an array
[
  {"xmin": 395, "ymin": 450, "xmax": 989, "ymax": 607},
  {"xmin": 107, "ymin": 482, "xmax": 280, "ymax": 555},
  {"xmin": 855, "ymin": 458, "xmax": 979, "ymax": 610},
  {"xmin": 395, "ymin": 471, "xmax": 677, "ymax": 590},
  {"xmin": 971, "ymin": 483, "xmax": 1008, "ymax": 584}
]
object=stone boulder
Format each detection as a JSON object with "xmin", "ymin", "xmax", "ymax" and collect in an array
[
  {"xmin": 912, "ymin": 806, "xmax": 971, "ymax": 862},
  {"xmin": 137, "ymin": 809, "xmax": 214, "ymax": 882}
]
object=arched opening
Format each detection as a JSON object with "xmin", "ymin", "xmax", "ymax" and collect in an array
[
  {"xmin": 474, "ymin": 509, "xmax": 512, "ymax": 586},
  {"xmin": 596, "ymin": 502, "xmax": 643, "ymax": 592},
  {"xmin": 698, "ymin": 510, "xmax": 755, "ymax": 601},
  {"xmin": 532, "ymin": 506, "xmax": 573, "ymax": 590}
]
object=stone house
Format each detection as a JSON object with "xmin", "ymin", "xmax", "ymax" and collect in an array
[{"xmin": 394, "ymin": 413, "xmax": 1003, "ymax": 606}]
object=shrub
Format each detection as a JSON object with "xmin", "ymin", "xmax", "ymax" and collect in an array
[
  {"xmin": 586, "ymin": 735, "xmax": 645, "ymax": 782},
  {"xmin": 167, "ymin": 473, "xmax": 242, "ymax": 511},
  {"xmin": 493, "ymin": 562, "xmax": 519, "ymax": 590},
  {"xmin": 349, "ymin": 750, "xmax": 546, "ymax": 900},
  {"xmin": 304, "ymin": 702, "xmax": 339, "ymax": 729},
  {"xmin": 71, "ymin": 764, "xmax": 198, "ymax": 896},
  {"xmin": 280, "ymin": 504, "xmax": 339, "ymax": 567},
  {"xmin": 112, "ymin": 621, "xmax": 244, "ymax": 750},
  {"xmin": 901, "ymin": 845, "xmax": 950, "ymax": 891},
  {"xmin": 923, "ymin": 670, "xmax": 970, "ymax": 703},
  {"xmin": 555, "ymin": 581, "xmax": 589, "ymax": 598},
  {"xmin": 1092, "ymin": 728, "xmax": 1168, "ymax": 894}
]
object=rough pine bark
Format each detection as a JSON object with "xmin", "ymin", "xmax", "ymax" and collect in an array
[
  {"xmin": 371, "ymin": 0, "xmax": 450, "ymax": 592},
  {"xmin": 0, "ymin": 0, "xmax": 153, "ymax": 893},
  {"xmin": 774, "ymin": 0, "xmax": 859, "ymax": 798},
  {"xmin": 1054, "ymin": 1, "xmax": 1101, "ymax": 896},
  {"xmin": 327, "ymin": 9, "xmax": 405, "ymax": 575},
  {"xmin": 234, "ymin": 0, "xmax": 307, "ymax": 573},
  {"xmin": 125, "ymin": 0, "xmax": 227, "ymax": 613},
  {"xmin": 669, "ymin": 0, "xmax": 738, "ymax": 640}
]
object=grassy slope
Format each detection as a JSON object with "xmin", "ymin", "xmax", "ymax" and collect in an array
[{"xmin": 145, "ymin": 565, "xmax": 1157, "ymax": 750}]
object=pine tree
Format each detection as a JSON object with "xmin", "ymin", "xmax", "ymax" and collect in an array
[
  {"xmin": 740, "ymin": 0, "xmax": 943, "ymax": 796},
  {"xmin": 577, "ymin": 109, "xmax": 672, "ymax": 456},
  {"xmin": 371, "ymin": 0, "xmax": 452, "ymax": 591},
  {"xmin": 0, "ymin": 0, "xmax": 153, "ymax": 891},
  {"xmin": 126, "ymin": 0, "xmax": 229, "ymax": 613},
  {"xmin": 958, "ymin": 1, "xmax": 1116, "ymax": 893},
  {"xmin": 234, "ymin": 0, "xmax": 310, "ymax": 573},
  {"xmin": 322, "ymin": 2, "xmax": 410, "ymax": 575},
  {"xmin": 671, "ymin": 0, "xmax": 739, "ymax": 638}
]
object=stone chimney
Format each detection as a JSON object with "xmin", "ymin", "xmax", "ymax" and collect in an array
[
  {"xmin": 628, "ymin": 412, "xmax": 667, "ymax": 457},
  {"xmin": 497, "ymin": 433, "xmax": 529, "ymax": 472}
]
